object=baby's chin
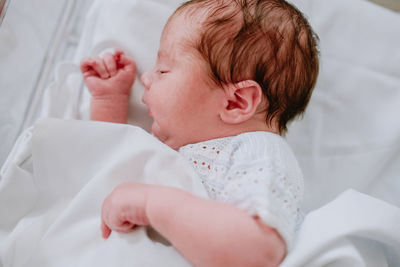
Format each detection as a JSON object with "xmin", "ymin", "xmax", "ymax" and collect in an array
[
  {"xmin": 154, "ymin": 131, "xmax": 187, "ymax": 151},
  {"xmin": 151, "ymin": 123, "xmax": 176, "ymax": 149},
  {"xmin": 151, "ymin": 123, "xmax": 162, "ymax": 139}
]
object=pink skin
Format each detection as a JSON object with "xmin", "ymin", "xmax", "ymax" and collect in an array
[
  {"xmin": 100, "ymin": 181, "xmax": 285, "ymax": 266},
  {"xmin": 80, "ymin": 50, "xmax": 136, "ymax": 123},
  {"xmin": 101, "ymin": 182, "xmax": 151, "ymax": 238},
  {"xmin": 81, "ymin": 13, "xmax": 285, "ymax": 267},
  {"xmin": 80, "ymin": 50, "xmax": 136, "ymax": 97},
  {"xmin": 140, "ymin": 17, "xmax": 228, "ymax": 150}
]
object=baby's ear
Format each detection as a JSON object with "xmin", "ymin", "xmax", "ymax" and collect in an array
[{"xmin": 219, "ymin": 80, "xmax": 263, "ymax": 124}]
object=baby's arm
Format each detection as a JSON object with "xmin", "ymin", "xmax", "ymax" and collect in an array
[
  {"xmin": 80, "ymin": 51, "xmax": 136, "ymax": 123},
  {"xmin": 101, "ymin": 182, "xmax": 285, "ymax": 267}
]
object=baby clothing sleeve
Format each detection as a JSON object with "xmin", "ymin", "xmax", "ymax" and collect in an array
[
  {"xmin": 178, "ymin": 132, "xmax": 304, "ymax": 251},
  {"xmin": 220, "ymin": 133, "xmax": 304, "ymax": 251}
]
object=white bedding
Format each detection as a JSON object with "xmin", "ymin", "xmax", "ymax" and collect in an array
[
  {"xmin": 1, "ymin": 119, "xmax": 399, "ymax": 266},
  {"xmin": 0, "ymin": 119, "xmax": 205, "ymax": 266},
  {"xmin": 0, "ymin": 0, "xmax": 69, "ymax": 166},
  {"xmin": 0, "ymin": 0, "xmax": 92, "ymax": 167},
  {"xmin": 286, "ymin": 0, "xmax": 400, "ymax": 212}
]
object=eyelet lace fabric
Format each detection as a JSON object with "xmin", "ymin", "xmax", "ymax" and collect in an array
[{"xmin": 179, "ymin": 131, "xmax": 304, "ymax": 250}]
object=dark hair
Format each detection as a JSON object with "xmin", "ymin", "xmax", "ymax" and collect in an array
[{"xmin": 172, "ymin": 0, "xmax": 319, "ymax": 135}]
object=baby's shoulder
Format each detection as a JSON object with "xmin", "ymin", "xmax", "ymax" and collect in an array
[
  {"xmin": 178, "ymin": 131, "xmax": 302, "ymax": 181},
  {"xmin": 229, "ymin": 132, "xmax": 294, "ymax": 161},
  {"xmin": 228, "ymin": 132, "xmax": 302, "ymax": 178}
]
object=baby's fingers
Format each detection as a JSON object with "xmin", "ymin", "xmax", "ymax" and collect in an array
[
  {"xmin": 82, "ymin": 69, "xmax": 98, "ymax": 79},
  {"xmin": 113, "ymin": 50, "xmax": 136, "ymax": 75},
  {"xmin": 101, "ymin": 219, "xmax": 112, "ymax": 239},
  {"xmin": 118, "ymin": 55, "xmax": 137, "ymax": 79},
  {"xmin": 114, "ymin": 221, "xmax": 136, "ymax": 233},
  {"xmin": 103, "ymin": 52, "xmax": 117, "ymax": 76},
  {"xmin": 91, "ymin": 58, "xmax": 110, "ymax": 79},
  {"xmin": 80, "ymin": 57, "xmax": 110, "ymax": 79},
  {"xmin": 80, "ymin": 58, "xmax": 97, "ymax": 77}
]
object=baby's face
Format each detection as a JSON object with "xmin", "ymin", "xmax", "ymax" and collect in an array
[{"xmin": 141, "ymin": 13, "xmax": 225, "ymax": 150}]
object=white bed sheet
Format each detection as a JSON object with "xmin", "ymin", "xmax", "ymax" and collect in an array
[{"xmin": 286, "ymin": 0, "xmax": 400, "ymax": 211}]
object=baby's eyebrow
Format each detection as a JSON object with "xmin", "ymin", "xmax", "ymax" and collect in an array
[{"xmin": 157, "ymin": 50, "xmax": 176, "ymax": 65}]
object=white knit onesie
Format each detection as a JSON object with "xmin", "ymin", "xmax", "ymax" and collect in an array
[{"xmin": 178, "ymin": 131, "xmax": 304, "ymax": 250}]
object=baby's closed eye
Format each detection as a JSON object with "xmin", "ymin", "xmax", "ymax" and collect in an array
[{"xmin": 157, "ymin": 69, "xmax": 170, "ymax": 74}]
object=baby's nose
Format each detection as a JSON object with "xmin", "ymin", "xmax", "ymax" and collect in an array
[{"xmin": 140, "ymin": 71, "xmax": 151, "ymax": 90}]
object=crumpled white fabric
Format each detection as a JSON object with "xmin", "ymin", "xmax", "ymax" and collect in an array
[
  {"xmin": 281, "ymin": 189, "xmax": 400, "ymax": 267},
  {"xmin": 1, "ymin": 119, "xmax": 400, "ymax": 266},
  {"xmin": 0, "ymin": 118, "xmax": 206, "ymax": 267},
  {"xmin": 285, "ymin": 0, "xmax": 400, "ymax": 211}
]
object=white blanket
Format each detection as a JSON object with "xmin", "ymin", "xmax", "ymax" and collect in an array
[
  {"xmin": 1, "ymin": 119, "xmax": 400, "ymax": 266},
  {"xmin": 0, "ymin": 119, "xmax": 205, "ymax": 267}
]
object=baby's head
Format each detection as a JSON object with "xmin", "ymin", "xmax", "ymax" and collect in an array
[{"xmin": 141, "ymin": 0, "xmax": 319, "ymax": 149}]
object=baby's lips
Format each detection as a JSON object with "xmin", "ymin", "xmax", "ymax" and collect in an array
[{"xmin": 141, "ymin": 97, "xmax": 152, "ymax": 117}]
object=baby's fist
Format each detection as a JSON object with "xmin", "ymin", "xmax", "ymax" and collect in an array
[
  {"xmin": 101, "ymin": 182, "xmax": 152, "ymax": 239},
  {"xmin": 80, "ymin": 50, "xmax": 136, "ymax": 97}
]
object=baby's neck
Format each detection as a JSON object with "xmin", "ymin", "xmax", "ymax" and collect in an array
[
  {"xmin": 221, "ymin": 121, "xmax": 279, "ymax": 139},
  {"xmin": 194, "ymin": 117, "xmax": 280, "ymax": 146}
]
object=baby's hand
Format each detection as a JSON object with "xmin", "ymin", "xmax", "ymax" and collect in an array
[
  {"xmin": 101, "ymin": 182, "xmax": 152, "ymax": 239},
  {"xmin": 80, "ymin": 50, "xmax": 136, "ymax": 97}
]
